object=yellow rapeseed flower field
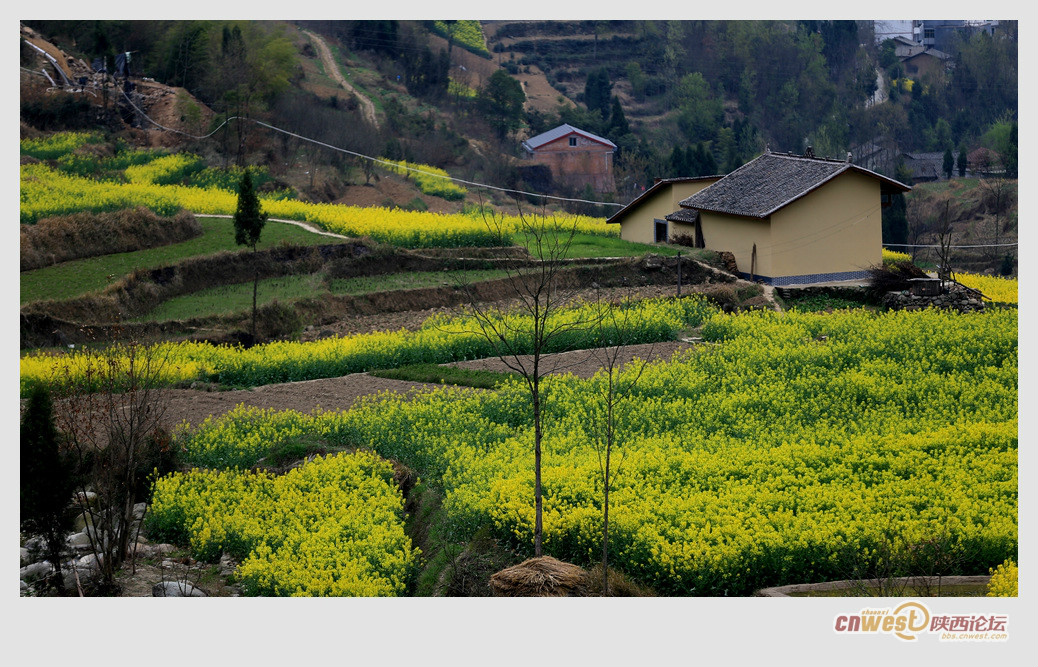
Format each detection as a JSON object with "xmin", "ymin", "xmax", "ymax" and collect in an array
[
  {"xmin": 161, "ymin": 306, "xmax": 1016, "ymax": 595},
  {"xmin": 148, "ymin": 452, "xmax": 417, "ymax": 596}
]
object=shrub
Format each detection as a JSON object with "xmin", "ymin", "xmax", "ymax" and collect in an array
[
  {"xmin": 253, "ymin": 299, "xmax": 302, "ymax": 339},
  {"xmin": 20, "ymin": 384, "xmax": 77, "ymax": 593},
  {"xmin": 19, "ymin": 94, "xmax": 95, "ymax": 131},
  {"xmin": 866, "ymin": 262, "xmax": 928, "ymax": 301}
]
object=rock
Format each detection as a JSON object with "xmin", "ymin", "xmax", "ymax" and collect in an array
[
  {"xmin": 67, "ymin": 532, "xmax": 93, "ymax": 551},
  {"xmin": 20, "ymin": 548, "xmax": 30, "ymax": 567},
  {"xmin": 132, "ymin": 503, "xmax": 148, "ymax": 521},
  {"xmin": 641, "ymin": 254, "xmax": 663, "ymax": 270},
  {"xmin": 75, "ymin": 491, "xmax": 98, "ymax": 507},
  {"xmin": 73, "ymin": 511, "xmax": 95, "ymax": 532},
  {"xmin": 152, "ymin": 580, "xmax": 207, "ymax": 597},
  {"xmin": 77, "ymin": 552, "xmax": 99, "ymax": 567},
  {"xmin": 152, "ymin": 543, "xmax": 177, "ymax": 556},
  {"xmin": 20, "ymin": 561, "xmax": 54, "ymax": 581},
  {"xmin": 219, "ymin": 553, "xmax": 237, "ymax": 577},
  {"xmin": 75, "ymin": 553, "xmax": 102, "ymax": 574}
]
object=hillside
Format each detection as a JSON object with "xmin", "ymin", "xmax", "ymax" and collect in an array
[
  {"xmin": 19, "ymin": 21, "xmax": 516, "ymax": 216},
  {"xmin": 21, "ymin": 20, "xmax": 1017, "ymax": 193}
]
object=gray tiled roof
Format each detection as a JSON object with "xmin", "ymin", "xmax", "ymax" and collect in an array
[
  {"xmin": 664, "ymin": 208, "xmax": 699, "ymax": 223},
  {"xmin": 522, "ymin": 124, "xmax": 617, "ymax": 151},
  {"xmin": 678, "ymin": 152, "xmax": 910, "ymax": 218}
]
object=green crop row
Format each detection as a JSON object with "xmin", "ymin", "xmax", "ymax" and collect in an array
[{"xmin": 20, "ymin": 295, "xmax": 715, "ymax": 398}]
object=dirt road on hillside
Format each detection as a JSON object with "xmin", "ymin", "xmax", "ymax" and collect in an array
[{"xmin": 303, "ymin": 29, "xmax": 379, "ymax": 129}]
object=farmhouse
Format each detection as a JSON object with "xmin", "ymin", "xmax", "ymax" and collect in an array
[
  {"xmin": 899, "ymin": 46, "xmax": 953, "ymax": 79},
  {"xmin": 521, "ymin": 123, "xmax": 617, "ymax": 194},
  {"xmin": 610, "ymin": 149, "xmax": 911, "ymax": 286}
]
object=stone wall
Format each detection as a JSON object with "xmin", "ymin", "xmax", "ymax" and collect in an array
[{"xmin": 881, "ymin": 282, "xmax": 987, "ymax": 313}]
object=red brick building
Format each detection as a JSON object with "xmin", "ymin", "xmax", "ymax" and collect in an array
[{"xmin": 521, "ymin": 124, "xmax": 616, "ymax": 194}]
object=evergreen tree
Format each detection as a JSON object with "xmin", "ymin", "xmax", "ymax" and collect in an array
[
  {"xmin": 696, "ymin": 142, "xmax": 718, "ymax": 176},
  {"xmin": 606, "ymin": 96, "xmax": 630, "ymax": 139},
  {"xmin": 1004, "ymin": 122, "xmax": 1018, "ymax": 178},
  {"xmin": 479, "ymin": 70, "xmax": 525, "ymax": 139},
  {"xmin": 958, "ymin": 147, "xmax": 968, "ymax": 177},
  {"xmin": 584, "ymin": 68, "xmax": 613, "ymax": 118},
  {"xmin": 943, "ymin": 148, "xmax": 954, "ymax": 179},
  {"xmin": 21, "ymin": 385, "xmax": 76, "ymax": 594},
  {"xmin": 882, "ymin": 192, "xmax": 909, "ymax": 247},
  {"xmin": 234, "ymin": 169, "xmax": 268, "ymax": 341},
  {"xmin": 668, "ymin": 145, "xmax": 689, "ymax": 176}
]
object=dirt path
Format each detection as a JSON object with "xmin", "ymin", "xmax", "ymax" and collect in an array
[
  {"xmin": 159, "ymin": 374, "xmax": 443, "ymax": 430},
  {"xmin": 157, "ymin": 340, "xmax": 696, "ymax": 431},
  {"xmin": 200, "ymin": 214, "xmax": 353, "ymax": 240},
  {"xmin": 303, "ymin": 29, "xmax": 379, "ymax": 129},
  {"xmin": 450, "ymin": 340, "xmax": 693, "ymax": 379}
]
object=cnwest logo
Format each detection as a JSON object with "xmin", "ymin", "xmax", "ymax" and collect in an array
[{"xmin": 834, "ymin": 601, "xmax": 931, "ymax": 641}]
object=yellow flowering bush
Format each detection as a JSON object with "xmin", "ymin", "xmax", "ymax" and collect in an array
[
  {"xmin": 124, "ymin": 153, "xmax": 204, "ymax": 185},
  {"xmin": 147, "ymin": 451, "xmax": 417, "ymax": 596},
  {"xmin": 986, "ymin": 559, "xmax": 1018, "ymax": 597}
]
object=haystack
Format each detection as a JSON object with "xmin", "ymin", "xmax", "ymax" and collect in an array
[{"xmin": 489, "ymin": 556, "xmax": 589, "ymax": 597}]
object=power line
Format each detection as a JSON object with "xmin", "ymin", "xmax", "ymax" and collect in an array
[
  {"xmin": 111, "ymin": 84, "xmax": 624, "ymax": 209},
  {"xmin": 884, "ymin": 242, "xmax": 1017, "ymax": 249}
]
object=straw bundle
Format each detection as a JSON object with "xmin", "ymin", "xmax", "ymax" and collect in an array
[{"xmin": 489, "ymin": 556, "xmax": 589, "ymax": 597}]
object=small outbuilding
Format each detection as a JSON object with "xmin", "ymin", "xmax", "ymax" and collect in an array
[
  {"xmin": 606, "ymin": 175, "xmax": 723, "ymax": 244},
  {"xmin": 610, "ymin": 149, "xmax": 911, "ymax": 286}
]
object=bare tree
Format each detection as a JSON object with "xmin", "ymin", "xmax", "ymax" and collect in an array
[
  {"xmin": 54, "ymin": 339, "xmax": 174, "ymax": 593},
  {"xmin": 453, "ymin": 203, "xmax": 595, "ymax": 557},
  {"xmin": 979, "ymin": 174, "xmax": 1014, "ymax": 261},
  {"xmin": 932, "ymin": 200, "xmax": 954, "ymax": 289},
  {"xmin": 586, "ymin": 285, "xmax": 654, "ymax": 595}
]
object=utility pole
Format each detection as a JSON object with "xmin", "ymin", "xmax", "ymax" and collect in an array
[{"xmin": 676, "ymin": 251, "xmax": 682, "ymax": 297}]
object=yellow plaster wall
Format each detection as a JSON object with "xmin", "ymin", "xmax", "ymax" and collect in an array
[
  {"xmin": 768, "ymin": 171, "xmax": 882, "ymax": 277},
  {"xmin": 617, "ymin": 179, "xmax": 720, "ymax": 244},
  {"xmin": 698, "ymin": 213, "xmax": 774, "ymax": 276}
]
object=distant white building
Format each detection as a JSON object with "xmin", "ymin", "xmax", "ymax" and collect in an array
[{"xmin": 873, "ymin": 20, "xmax": 916, "ymax": 44}]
